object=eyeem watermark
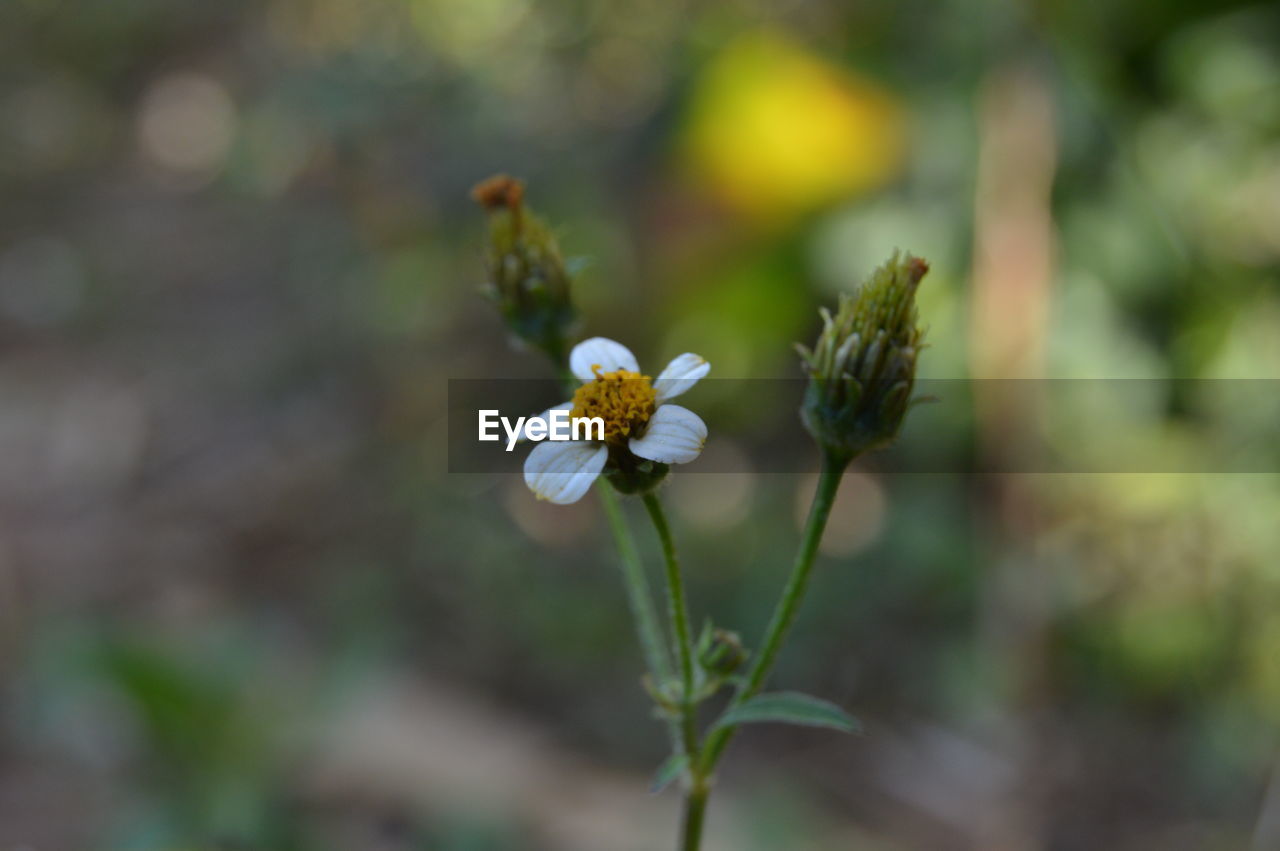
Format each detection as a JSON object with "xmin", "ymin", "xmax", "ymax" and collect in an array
[{"xmin": 478, "ymin": 409, "xmax": 604, "ymax": 451}]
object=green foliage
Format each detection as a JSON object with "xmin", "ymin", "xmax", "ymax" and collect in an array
[
  {"xmin": 650, "ymin": 753, "xmax": 691, "ymax": 794},
  {"xmin": 714, "ymin": 692, "xmax": 861, "ymax": 734}
]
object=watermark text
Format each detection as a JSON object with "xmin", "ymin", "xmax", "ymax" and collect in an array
[{"xmin": 478, "ymin": 409, "xmax": 605, "ymax": 451}]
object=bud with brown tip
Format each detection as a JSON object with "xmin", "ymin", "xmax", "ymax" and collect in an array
[
  {"xmin": 472, "ymin": 174, "xmax": 578, "ymax": 364},
  {"xmin": 796, "ymin": 251, "xmax": 929, "ymax": 462}
]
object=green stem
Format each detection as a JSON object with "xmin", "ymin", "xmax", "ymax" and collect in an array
[
  {"xmin": 557, "ymin": 363, "xmax": 673, "ymax": 685},
  {"xmin": 557, "ymin": 361, "xmax": 703, "ymax": 846},
  {"xmin": 598, "ymin": 484, "xmax": 672, "ymax": 683},
  {"xmin": 699, "ymin": 448, "xmax": 851, "ymax": 774},
  {"xmin": 642, "ymin": 492, "xmax": 698, "ymax": 753},
  {"xmin": 681, "ymin": 777, "xmax": 709, "ymax": 851},
  {"xmin": 642, "ymin": 491, "xmax": 708, "ymax": 851}
]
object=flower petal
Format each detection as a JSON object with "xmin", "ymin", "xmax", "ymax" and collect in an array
[
  {"xmin": 523, "ymin": 440, "xmax": 608, "ymax": 504},
  {"xmin": 570, "ymin": 337, "xmax": 640, "ymax": 381},
  {"xmin": 653, "ymin": 353, "xmax": 710, "ymax": 403},
  {"xmin": 517, "ymin": 402, "xmax": 573, "ymax": 442},
  {"xmin": 629, "ymin": 404, "xmax": 707, "ymax": 465}
]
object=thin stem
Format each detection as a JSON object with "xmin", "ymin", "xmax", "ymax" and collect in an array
[
  {"xmin": 681, "ymin": 778, "xmax": 709, "ymax": 851},
  {"xmin": 642, "ymin": 491, "xmax": 698, "ymax": 756},
  {"xmin": 598, "ymin": 484, "xmax": 672, "ymax": 683},
  {"xmin": 559, "ymin": 362, "xmax": 703, "ymax": 846},
  {"xmin": 642, "ymin": 491, "xmax": 710, "ymax": 851},
  {"xmin": 699, "ymin": 448, "xmax": 851, "ymax": 774},
  {"xmin": 557, "ymin": 363, "xmax": 673, "ymax": 684}
]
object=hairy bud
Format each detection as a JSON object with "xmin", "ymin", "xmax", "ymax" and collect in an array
[
  {"xmin": 472, "ymin": 175, "xmax": 578, "ymax": 363},
  {"xmin": 797, "ymin": 251, "xmax": 928, "ymax": 461}
]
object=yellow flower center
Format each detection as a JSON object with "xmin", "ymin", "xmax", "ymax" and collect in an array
[{"xmin": 571, "ymin": 366, "xmax": 656, "ymax": 444}]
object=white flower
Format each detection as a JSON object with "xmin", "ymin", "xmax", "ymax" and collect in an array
[{"xmin": 523, "ymin": 337, "xmax": 711, "ymax": 504}]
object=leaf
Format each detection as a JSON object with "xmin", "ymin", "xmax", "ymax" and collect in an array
[
  {"xmin": 714, "ymin": 692, "xmax": 861, "ymax": 733},
  {"xmin": 695, "ymin": 619, "xmax": 714, "ymax": 657},
  {"xmin": 649, "ymin": 753, "xmax": 690, "ymax": 794}
]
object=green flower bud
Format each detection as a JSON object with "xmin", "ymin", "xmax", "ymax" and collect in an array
[
  {"xmin": 698, "ymin": 627, "xmax": 747, "ymax": 678},
  {"xmin": 796, "ymin": 251, "xmax": 929, "ymax": 461},
  {"xmin": 472, "ymin": 175, "xmax": 578, "ymax": 364}
]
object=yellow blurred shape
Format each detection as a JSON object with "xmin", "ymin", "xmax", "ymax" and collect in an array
[{"xmin": 681, "ymin": 32, "xmax": 905, "ymax": 222}]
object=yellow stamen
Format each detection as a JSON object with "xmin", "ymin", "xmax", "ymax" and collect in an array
[{"xmin": 571, "ymin": 365, "xmax": 656, "ymax": 444}]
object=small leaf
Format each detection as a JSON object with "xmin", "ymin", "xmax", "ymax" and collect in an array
[
  {"xmin": 650, "ymin": 753, "xmax": 689, "ymax": 794},
  {"xmin": 695, "ymin": 619, "xmax": 714, "ymax": 656},
  {"xmin": 714, "ymin": 692, "xmax": 861, "ymax": 733}
]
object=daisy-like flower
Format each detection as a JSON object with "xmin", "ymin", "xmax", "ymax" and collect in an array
[{"xmin": 524, "ymin": 337, "xmax": 711, "ymax": 504}]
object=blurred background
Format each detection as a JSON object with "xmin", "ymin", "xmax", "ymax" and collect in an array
[{"xmin": 2, "ymin": 0, "xmax": 1280, "ymax": 848}]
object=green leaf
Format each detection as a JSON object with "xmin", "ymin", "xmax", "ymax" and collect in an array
[
  {"xmin": 649, "ymin": 753, "xmax": 689, "ymax": 794},
  {"xmin": 714, "ymin": 692, "xmax": 861, "ymax": 733},
  {"xmin": 695, "ymin": 619, "xmax": 714, "ymax": 656}
]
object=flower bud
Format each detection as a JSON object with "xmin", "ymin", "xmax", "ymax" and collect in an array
[
  {"xmin": 472, "ymin": 174, "xmax": 578, "ymax": 363},
  {"xmin": 698, "ymin": 627, "xmax": 747, "ymax": 678},
  {"xmin": 797, "ymin": 251, "xmax": 928, "ymax": 461}
]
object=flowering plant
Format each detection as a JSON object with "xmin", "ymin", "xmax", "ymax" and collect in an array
[
  {"xmin": 474, "ymin": 175, "xmax": 929, "ymax": 850},
  {"xmin": 524, "ymin": 338, "xmax": 709, "ymax": 504}
]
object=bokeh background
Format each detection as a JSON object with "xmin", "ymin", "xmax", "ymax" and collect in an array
[{"xmin": 3, "ymin": 0, "xmax": 1280, "ymax": 848}]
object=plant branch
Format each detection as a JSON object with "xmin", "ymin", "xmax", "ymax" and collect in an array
[
  {"xmin": 642, "ymin": 491, "xmax": 706, "ymax": 850},
  {"xmin": 681, "ymin": 776, "xmax": 709, "ymax": 851},
  {"xmin": 598, "ymin": 484, "xmax": 672, "ymax": 683},
  {"xmin": 699, "ymin": 448, "xmax": 851, "ymax": 774},
  {"xmin": 642, "ymin": 492, "xmax": 698, "ymax": 749},
  {"xmin": 551, "ymin": 365, "xmax": 674, "ymax": 689}
]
